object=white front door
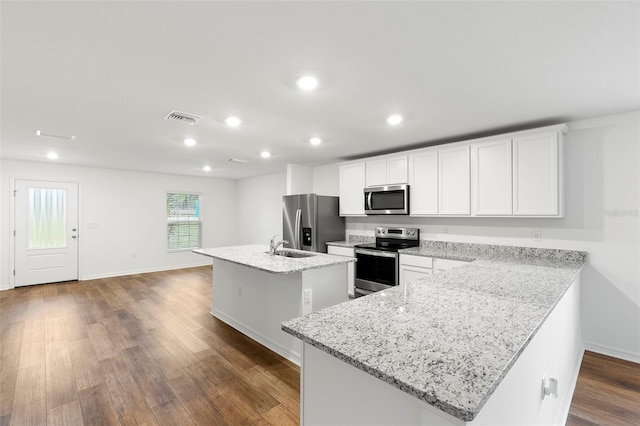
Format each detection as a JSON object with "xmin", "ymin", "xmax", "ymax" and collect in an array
[{"xmin": 14, "ymin": 180, "xmax": 79, "ymax": 287}]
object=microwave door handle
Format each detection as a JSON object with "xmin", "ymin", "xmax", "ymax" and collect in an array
[{"xmin": 366, "ymin": 192, "xmax": 372, "ymax": 210}]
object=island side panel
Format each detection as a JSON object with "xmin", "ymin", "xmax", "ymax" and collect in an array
[
  {"xmin": 301, "ymin": 343, "xmax": 465, "ymax": 426},
  {"xmin": 302, "ymin": 263, "xmax": 348, "ymax": 315},
  {"xmin": 470, "ymin": 275, "xmax": 583, "ymax": 426},
  {"xmin": 211, "ymin": 259, "xmax": 303, "ymax": 364}
]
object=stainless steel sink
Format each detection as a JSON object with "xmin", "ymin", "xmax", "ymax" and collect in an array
[{"xmin": 266, "ymin": 250, "xmax": 316, "ymax": 258}]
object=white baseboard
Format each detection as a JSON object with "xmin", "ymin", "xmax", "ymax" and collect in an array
[
  {"xmin": 584, "ymin": 340, "xmax": 640, "ymax": 364},
  {"xmin": 79, "ymin": 262, "xmax": 212, "ymax": 281},
  {"xmin": 211, "ymin": 308, "xmax": 301, "ymax": 366},
  {"xmin": 0, "ymin": 262, "xmax": 212, "ymax": 291}
]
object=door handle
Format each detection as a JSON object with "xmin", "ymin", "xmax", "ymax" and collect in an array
[{"xmin": 72, "ymin": 235, "xmax": 77, "ymax": 239}]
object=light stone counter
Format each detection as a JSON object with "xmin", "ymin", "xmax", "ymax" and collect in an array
[
  {"xmin": 193, "ymin": 244, "xmax": 354, "ymax": 275},
  {"xmin": 282, "ymin": 249, "xmax": 586, "ymax": 423}
]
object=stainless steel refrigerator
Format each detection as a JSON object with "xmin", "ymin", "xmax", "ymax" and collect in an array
[{"xmin": 283, "ymin": 194, "xmax": 345, "ymax": 253}]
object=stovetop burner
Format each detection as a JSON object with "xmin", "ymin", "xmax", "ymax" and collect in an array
[{"xmin": 354, "ymin": 227, "xmax": 420, "ymax": 252}]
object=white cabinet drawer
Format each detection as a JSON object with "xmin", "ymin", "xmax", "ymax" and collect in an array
[
  {"xmin": 327, "ymin": 246, "xmax": 355, "ymax": 257},
  {"xmin": 399, "ymin": 254, "xmax": 432, "ymax": 269}
]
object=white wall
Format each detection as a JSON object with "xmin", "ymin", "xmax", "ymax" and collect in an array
[
  {"xmin": 313, "ymin": 163, "xmax": 340, "ymax": 196},
  {"xmin": 287, "ymin": 164, "xmax": 314, "ymax": 195},
  {"xmin": 236, "ymin": 171, "xmax": 286, "ymax": 245},
  {"xmin": 1, "ymin": 160, "xmax": 238, "ymax": 287},
  {"xmin": 345, "ymin": 112, "xmax": 640, "ymax": 362}
]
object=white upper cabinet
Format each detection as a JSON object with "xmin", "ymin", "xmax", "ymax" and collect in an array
[
  {"xmin": 341, "ymin": 124, "xmax": 565, "ymax": 218},
  {"xmin": 339, "ymin": 162, "xmax": 366, "ymax": 216},
  {"xmin": 438, "ymin": 145, "xmax": 470, "ymax": 215},
  {"xmin": 366, "ymin": 156, "xmax": 408, "ymax": 187},
  {"xmin": 365, "ymin": 160, "xmax": 387, "ymax": 186},
  {"xmin": 512, "ymin": 132, "xmax": 560, "ymax": 216},
  {"xmin": 471, "ymin": 138, "xmax": 513, "ymax": 215},
  {"xmin": 409, "ymin": 150, "xmax": 438, "ymax": 215}
]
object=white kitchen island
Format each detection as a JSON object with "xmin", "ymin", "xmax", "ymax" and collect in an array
[
  {"xmin": 283, "ymin": 247, "xmax": 587, "ymax": 425},
  {"xmin": 194, "ymin": 244, "xmax": 354, "ymax": 365}
]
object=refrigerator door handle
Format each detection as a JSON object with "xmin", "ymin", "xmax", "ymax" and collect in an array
[{"xmin": 294, "ymin": 209, "xmax": 302, "ymax": 249}]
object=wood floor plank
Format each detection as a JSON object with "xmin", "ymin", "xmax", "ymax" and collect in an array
[
  {"xmin": 47, "ymin": 400, "xmax": 84, "ymax": 426},
  {"xmin": 138, "ymin": 298, "xmax": 209, "ymax": 354},
  {"xmin": 86, "ymin": 322, "xmax": 119, "ymax": 361},
  {"xmin": 11, "ymin": 363, "xmax": 46, "ymax": 426},
  {"xmin": 99, "ymin": 355, "xmax": 155, "ymax": 425},
  {"xmin": 150, "ymin": 399, "xmax": 196, "ymax": 426},
  {"xmin": 78, "ymin": 384, "xmax": 120, "ymax": 426},
  {"xmin": 44, "ymin": 317, "xmax": 78, "ymax": 411}
]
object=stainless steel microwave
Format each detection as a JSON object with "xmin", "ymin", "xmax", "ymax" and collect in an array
[{"xmin": 364, "ymin": 184, "xmax": 410, "ymax": 215}]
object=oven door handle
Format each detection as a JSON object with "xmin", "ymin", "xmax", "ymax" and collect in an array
[{"xmin": 354, "ymin": 248, "xmax": 398, "ymax": 258}]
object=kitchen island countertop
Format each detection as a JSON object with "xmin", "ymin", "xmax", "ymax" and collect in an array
[
  {"xmin": 193, "ymin": 244, "xmax": 355, "ymax": 275},
  {"xmin": 282, "ymin": 249, "xmax": 586, "ymax": 421}
]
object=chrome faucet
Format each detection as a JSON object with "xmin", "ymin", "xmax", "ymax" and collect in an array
[{"xmin": 270, "ymin": 235, "xmax": 289, "ymax": 255}]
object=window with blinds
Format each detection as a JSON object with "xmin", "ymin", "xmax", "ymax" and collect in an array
[{"xmin": 167, "ymin": 193, "xmax": 201, "ymax": 251}]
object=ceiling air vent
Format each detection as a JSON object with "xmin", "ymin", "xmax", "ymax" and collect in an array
[
  {"xmin": 164, "ymin": 110, "xmax": 201, "ymax": 125},
  {"xmin": 228, "ymin": 158, "xmax": 249, "ymax": 164}
]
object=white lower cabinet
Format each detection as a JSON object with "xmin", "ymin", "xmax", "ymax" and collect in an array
[
  {"xmin": 327, "ymin": 245, "xmax": 355, "ymax": 297},
  {"xmin": 401, "ymin": 254, "xmax": 470, "ymax": 284},
  {"xmin": 399, "ymin": 254, "xmax": 433, "ymax": 285}
]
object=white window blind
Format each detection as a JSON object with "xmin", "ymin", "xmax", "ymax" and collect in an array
[{"xmin": 167, "ymin": 193, "xmax": 201, "ymax": 251}]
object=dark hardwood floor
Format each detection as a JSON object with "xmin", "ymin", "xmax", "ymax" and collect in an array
[
  {"xmin": 1, "ymin": 266, "xmax": 638, "ymax": 425},
  {"xmin": 567, "ymin": 351, "xmax": 640, "ymax": 426}
]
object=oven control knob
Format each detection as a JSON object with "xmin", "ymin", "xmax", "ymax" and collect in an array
[{"xmin": 380, "ymin": 229, "xmax": 385, "ymax": 234}]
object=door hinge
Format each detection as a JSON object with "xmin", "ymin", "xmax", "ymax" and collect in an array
[
  {"xmin": 13, "ymin": 230, "xmax": 16, "ymax": 236},
  {"xmin": 13, "ymin": 270, "xmax": 16, "ymax": 276},
  {"xmin": 13, "ymin": 189, "xmax": 17, "ymax": 196}
]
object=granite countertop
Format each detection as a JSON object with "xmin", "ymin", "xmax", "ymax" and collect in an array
[
  {"xmin": 282, "ymin": 250, "xmax": 586, "ymax": 421},
  {"xmin": 326, "ymin": 240, "xmax": 359, "ymax": 248},
  {"xmin": 193, "ymin": 244, "xmax": 355, "ymax": 275}
]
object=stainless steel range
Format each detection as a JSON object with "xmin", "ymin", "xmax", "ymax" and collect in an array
[{"xmin": 353, "ymin": 226, "xmax": 420, "ymax": 298}]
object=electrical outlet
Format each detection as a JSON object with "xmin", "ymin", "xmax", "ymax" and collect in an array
[
  {"xmin": 87, "ymin": 223, "xmax": 99, "ymax": 229},
  {"xmin": 533, "ymin": 231, "xmax": 541, "ymax": 242},
  {"xmin": 303, "ymin": 289, "xmax": 311, "ymax": 305},
  {"xmin": 444, "ymin": 228, "xmax": 449, "ymax": 235}
]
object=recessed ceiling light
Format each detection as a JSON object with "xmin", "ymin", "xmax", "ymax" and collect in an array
[
  {"xmin": 184, "ymin": 138, "xmax": 197, "ymax": 146},
  {"xmin": 46, "ymin": 152, "xmax": 59, "ymax": 160},
  {"xmin": 203, "ymin": 165, "xmax": 212, "ymax": 172},
  {"xmin": 387, "ymin": 114, "xmax": 403, "ymax": 126},
  {"xmin": 309, "ymin": 137, "xmax": 322, "ymax": 146},
  {"xmin": 296, "ymin": 75, "xmax": 318, "ymax": 91},
  {"xmin": 260, "ymin": 151, "xmax": 271, "ymax": 158},
  {"xmin": 225, "ymin": 116, "xmax": 242, "ymax": 127}
]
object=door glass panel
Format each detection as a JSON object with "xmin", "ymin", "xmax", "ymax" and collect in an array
[{"xmin": 28, "ymin": 188, "xmax": 66, "ymax": 249}]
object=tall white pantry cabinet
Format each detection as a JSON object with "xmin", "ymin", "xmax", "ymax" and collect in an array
[{"xmin": 339, "ymin": 124, "xmax": 566, "ymax": 218}]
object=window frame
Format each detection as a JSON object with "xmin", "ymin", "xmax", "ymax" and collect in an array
[{"xmin": 166, "ymin": 191, "xmax": 203, "ymax": 252}]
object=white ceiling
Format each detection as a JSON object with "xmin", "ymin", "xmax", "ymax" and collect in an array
[{"xmin": 1, "ymin": 1, "xmax": 638, "ymax": 180}]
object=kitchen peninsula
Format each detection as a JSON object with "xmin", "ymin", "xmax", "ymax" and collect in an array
[
  {"xmin": 283, "ymin": 246, "xmax": 586, "ymax": 425},
  {"xmin": 194, "ymin": 244, "xmax": 354, "ymax": 365}
]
